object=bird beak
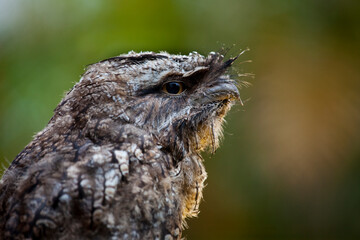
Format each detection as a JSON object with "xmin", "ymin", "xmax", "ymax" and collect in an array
[
  {"xmin": 211, "ymin": 82, "xmax": 240, "ymax": 101},
  {"xmin": 199, "ymin": 82, "xmax": 240, "ymax": 105}
]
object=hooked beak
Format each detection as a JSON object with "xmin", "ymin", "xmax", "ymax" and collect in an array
[{"xmin": 199, "ymin": 82, "xmax": 241, "ymax": 106}]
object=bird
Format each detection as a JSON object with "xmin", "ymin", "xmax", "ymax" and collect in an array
[{"xmin": 0, "ymin": 51, "xmax": 240, "ymax": 240}]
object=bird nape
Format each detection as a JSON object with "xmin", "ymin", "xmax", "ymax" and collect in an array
[{"xmin": 0, "ymin": 51, "xmax": 241, "ymax": 240}]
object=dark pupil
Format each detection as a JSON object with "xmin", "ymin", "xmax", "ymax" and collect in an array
[{"xmin": 166, "ymin": 82, "xmax": 181, "ymax": 94}]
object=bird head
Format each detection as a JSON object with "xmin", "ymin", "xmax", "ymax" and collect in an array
[{"xmin": 57, "ymin": 51, "xmax": 240, "ymax": 159}]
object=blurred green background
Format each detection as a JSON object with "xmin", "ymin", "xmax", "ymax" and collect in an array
[{"xmin": 1, "ymin": 0, "xmax": 360, "ymax": 239}]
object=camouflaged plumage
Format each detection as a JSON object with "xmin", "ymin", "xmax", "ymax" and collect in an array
[{"xmin": 0, "ymin": 51, "xmax": 240, "ymax": 240}]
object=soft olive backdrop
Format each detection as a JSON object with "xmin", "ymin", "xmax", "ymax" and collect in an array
[{"xmin": 1, "ymin": 0, "xmax": 360, "ymax": 239}]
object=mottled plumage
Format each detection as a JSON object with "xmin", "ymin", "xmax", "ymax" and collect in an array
[{"xmin": 0, "ymin": 51, "xmax": 240, "ymax": 239}]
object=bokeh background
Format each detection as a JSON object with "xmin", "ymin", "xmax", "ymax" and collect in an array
[{"xmin": 1, "ymin": 0, "xmax": 360, "ymax": 239}]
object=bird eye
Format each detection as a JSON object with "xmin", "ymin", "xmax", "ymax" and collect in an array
[{"xmin": 162, "ymin": 82, "xmax": 184, "ymax": 95}]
